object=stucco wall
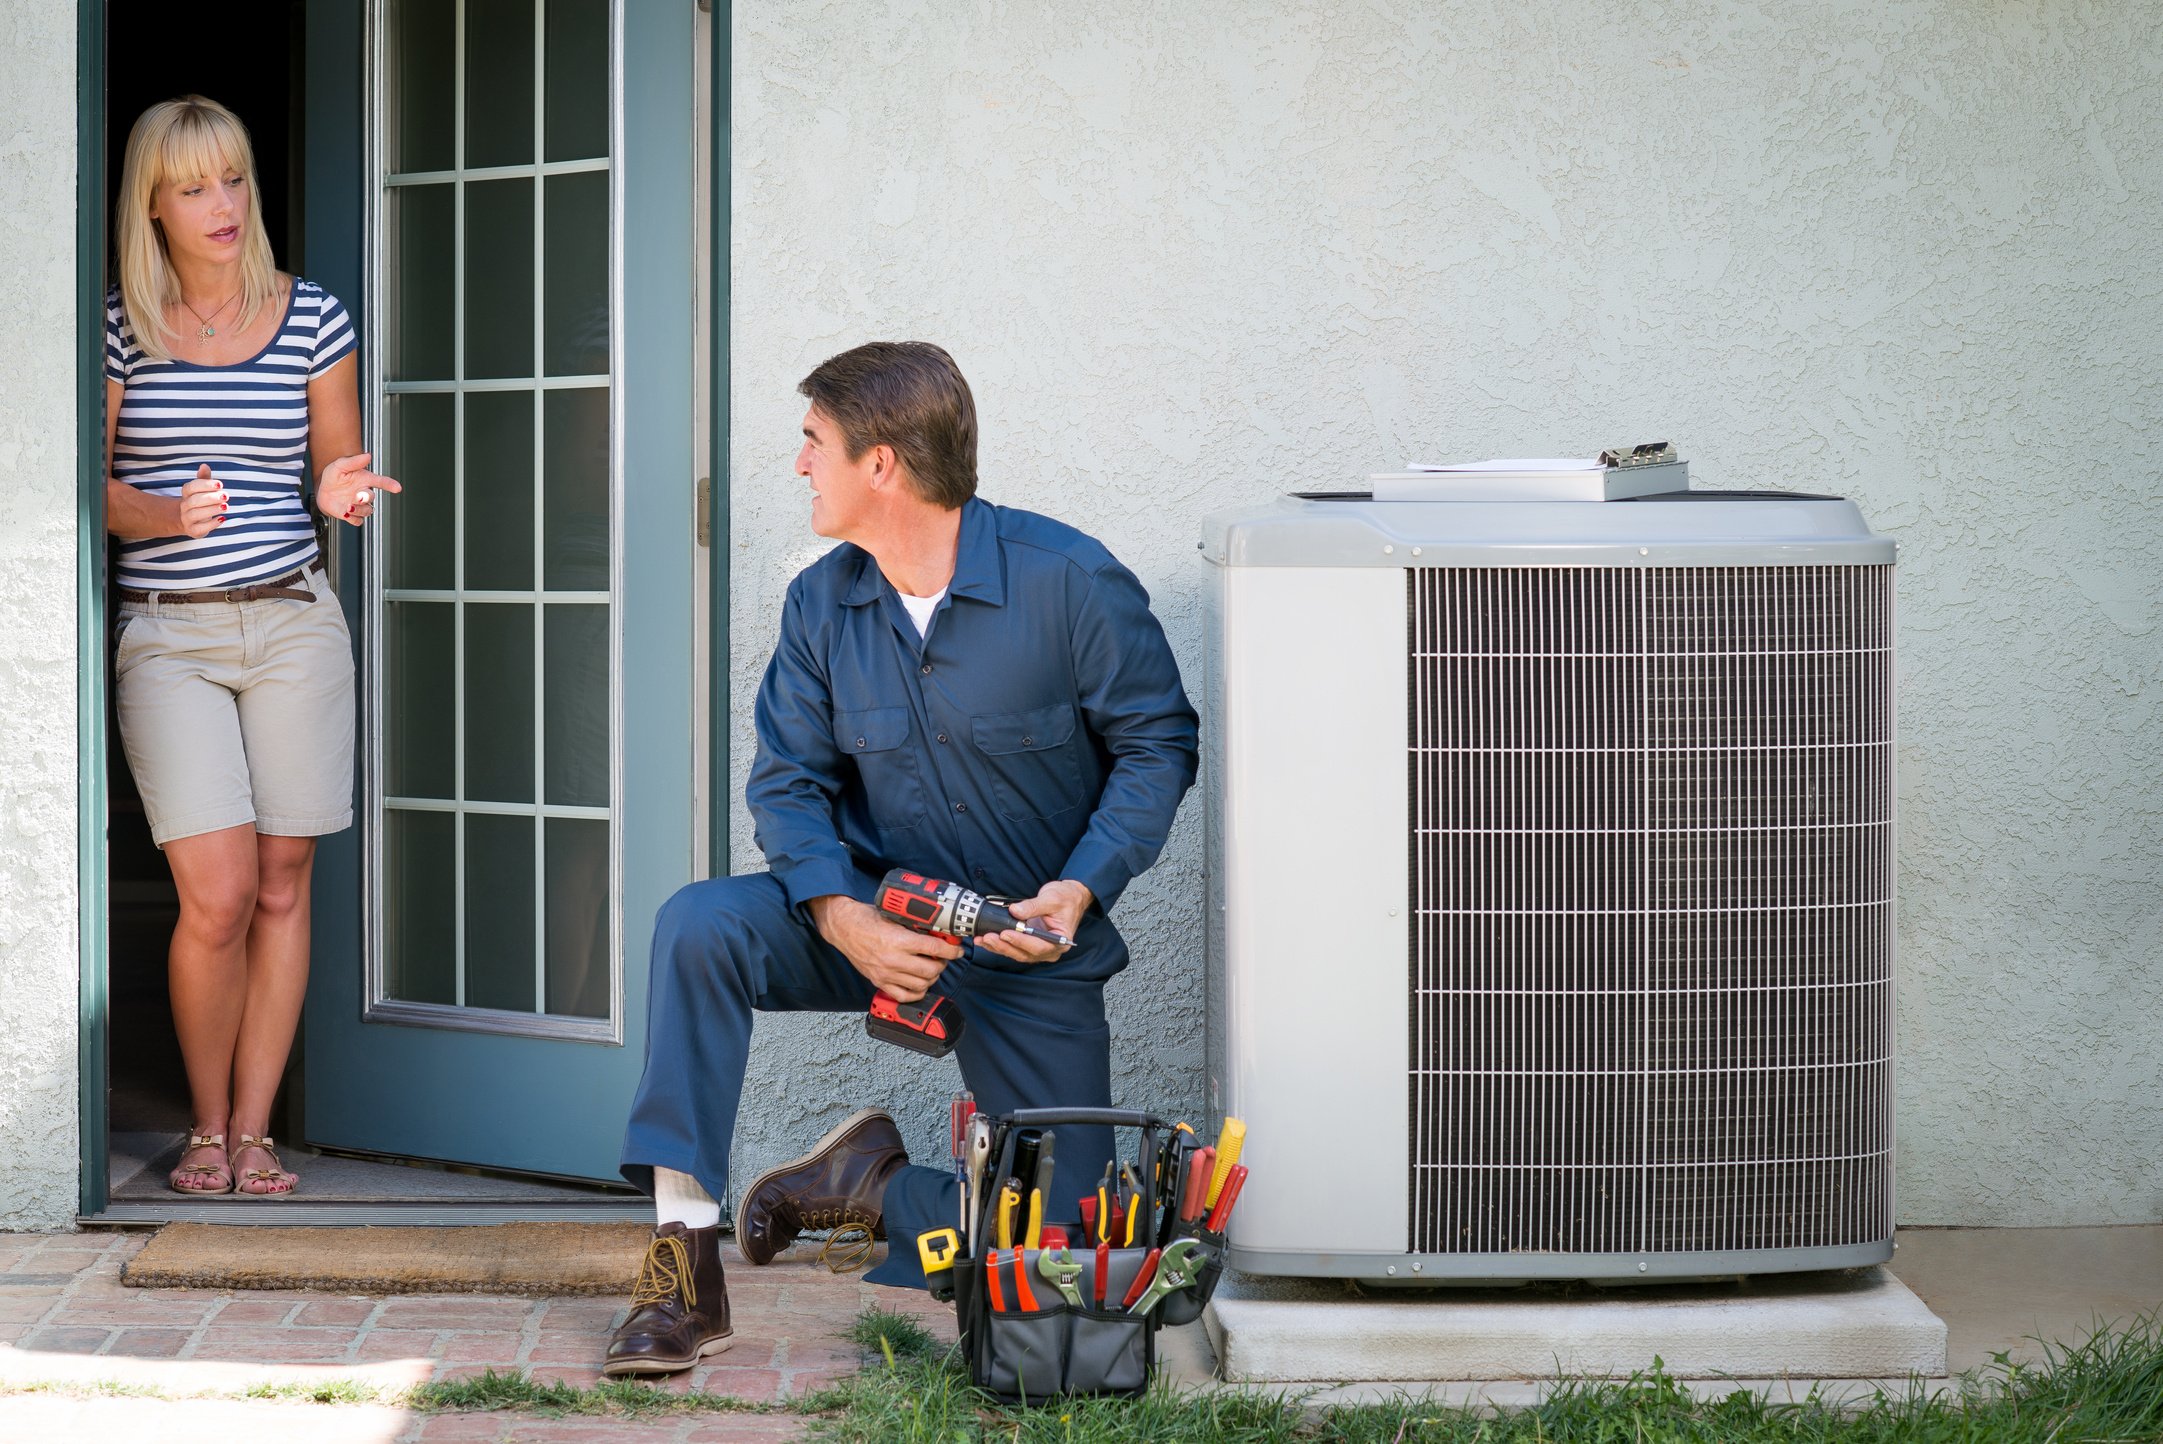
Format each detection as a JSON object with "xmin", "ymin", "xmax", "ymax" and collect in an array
[
  {"xmin": 0, "ymin": 0, "xmax": 82, "ymax": 1232},
  {"xmin": 727, "ymin": 1, "xmax": 2163, "ymax": 1226}
]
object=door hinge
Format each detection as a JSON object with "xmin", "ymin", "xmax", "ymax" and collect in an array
[{"xmin": 696, "ymin": 476, "xmax": 711, "ymax": 547}]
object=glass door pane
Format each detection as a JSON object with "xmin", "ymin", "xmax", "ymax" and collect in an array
[{"xmin": 375, "ymin": 0, "xmax": 615, "ymax": 1035}]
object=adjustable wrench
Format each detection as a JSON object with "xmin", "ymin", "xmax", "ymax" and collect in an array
[
  {"xmin": 1036, "ymin": 1247, "xmax": 1087, "ymax": 1308},
  {"xmin": 1124, "ymin": 1238, "xmax": 1204, "ymax": 1317}
]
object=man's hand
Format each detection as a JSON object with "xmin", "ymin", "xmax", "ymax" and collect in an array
[
  {"xmin": 808, "ymin": 894, "xmax": 962, "ymax": 1003},
  {"xmin": 976, "ymin": 879, "xmax": 1091, "ymax": 964}
]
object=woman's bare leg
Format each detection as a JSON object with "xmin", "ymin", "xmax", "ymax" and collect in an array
[
  {"xmin": 229, "ymin": 833, "xmax": 316, "ymax": 1193},
  {"xmin": 163, "ymin": 825, "xmax": 261, "ymax": 1179}
]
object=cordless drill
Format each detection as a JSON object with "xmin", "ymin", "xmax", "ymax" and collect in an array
[{"xmin": 865, "ymin": 869, "xmax": 1072, "ymax": 1056}]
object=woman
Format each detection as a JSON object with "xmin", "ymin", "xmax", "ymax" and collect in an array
[{"xmin": 106, "ymin": 95, "xmax": 399, "ymax": 1197}]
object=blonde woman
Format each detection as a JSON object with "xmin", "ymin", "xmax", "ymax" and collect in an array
[{"xmin": 106, "ymin": 96, "xmax": 401, "ymax": 1197}]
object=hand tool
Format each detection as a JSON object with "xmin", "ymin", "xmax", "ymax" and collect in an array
[
  {"xmin": 1010, "ymin": 1247, "xmax": 1039, "ymax": 1311},
  {"xmin": 1012, "ymin": 1130, "xmax": 1043, "ymax": 1204},
  {"xmin": 875, "ymin": 868, "xmax": 1072, "ymax": 948},
  {"xmin": 1023, "ymin": 1131, "xmax": 1055, "ymax": 1250},
  {"xmin": 1118, "ymin": 1162, "xmax": 1144, "ymax": 1246},
  {"xmin": 1078, "ymin": 1195, "xmax": 1098, "ymax": 1245},
  {"xmin": 1175, "ymin": 1146, "xmax": 1212, "ymax": 1236},
  {"xmin": 964, "ymin": 1115, "xmax": 993, "ymax": 1246},
  {"xmin": 1207, "ymin": 1118, "xmax": 1246, "ymax": 1208},
  {"xmin": 1095, "ymin": 1169, "xmax": 1112, "ymax": 1244},
  {"xmin": 950, "ymin": 1092, "xmax": 975, "ymax": 1233},
  {"xmin": 995, "ymin": 1179, "xmax": 1022, "ymax": 1250},
  {"xmin": 917, "ymin": 1227, "xmax": 960, "ymax": 1280},
  {"xmin": 1125, "ymin": 1238, "xmax": 1204, "ymax": 1317},
  {"xmin": 1040, "ymin": 1225, "xmax": 1069, "ymax": 1250},
  {"xmin": 1119, "ymin": 1247, "xmax": 1163, "ymax": 1309},
  {"xmin": 986, "ymin": 1248, "xmax": 1007, "ymax": 1312},
  {"xmin": 1205, "ymin": 1164, "xmax": 1248, "ymax": 1235},
  {"xmin": 1094, "ymin": 1239, "xmax": 1111, "ymax": 1307},
  {"xmin": 1037, "ymin": 1247, "xmax": 1086, "ymax": 1307}
]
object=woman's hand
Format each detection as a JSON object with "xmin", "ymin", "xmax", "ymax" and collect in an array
[
  {"xmin": 177, "ymin": 466, "xmax": 227, "ymax": 539},
  {"xmin": 317, "ymin": 452, "xmax": 402, "ymax": 525}
]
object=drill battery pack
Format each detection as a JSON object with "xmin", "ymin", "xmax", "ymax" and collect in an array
[{"xmin": 866, "ymin": 992, "xmax": 966, "ymax": 1058}]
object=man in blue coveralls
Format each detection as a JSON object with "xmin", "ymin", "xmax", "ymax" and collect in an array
[{"xmin": 604, "ymin": 342, "xmax": 1198, "ymax": 1376}]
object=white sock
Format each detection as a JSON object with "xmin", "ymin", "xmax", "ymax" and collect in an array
[{"xmin": 654, "ymin": 1166, "xmax": 722, "ymax": 1230}]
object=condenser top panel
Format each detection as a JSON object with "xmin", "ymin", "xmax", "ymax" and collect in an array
[{"xmin": 1202, "ymin": 491, "xmax": 1895, "ymax": 569}]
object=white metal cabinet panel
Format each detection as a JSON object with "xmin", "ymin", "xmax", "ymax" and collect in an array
[{"xmin": 1215, "ymin": 565, "xmax": 1407, "ymax": 1261}]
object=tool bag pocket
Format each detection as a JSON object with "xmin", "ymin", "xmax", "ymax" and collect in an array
[
  {"xmin": 1151, "ymin": 1245, "xmax": 1223, "ymax": 1328},
  {"xmin": 1061, "ymin": 1306, "xmax": 1152, "ymax": 1396},
  {"xmin": 981, "ymin": 1303, "xmax": 1070, "ymax": 1403}
]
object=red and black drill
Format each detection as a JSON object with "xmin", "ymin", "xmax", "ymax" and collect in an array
[{"xmin": 865, "ymin": 869, "xmax": 1072, "ymax": 1057}]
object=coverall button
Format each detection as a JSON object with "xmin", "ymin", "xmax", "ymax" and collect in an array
[
  {"xmin": 1022, "ymin": 736, "xmax": 1033, "ymax": 746},
  {"xmin": 920, "ymin": 663, "xmax": 933, "ymax": 675},
  {"xmin": 954, "ymin": 802, "xmax": 968, "ymax": 813},
  {"xmin": 855, "ymin": 737, "xmax": 867, "ymax": 748},
  {"xmin": 936, "ymin": 732, "xmax": 949, "ymax": 743}
]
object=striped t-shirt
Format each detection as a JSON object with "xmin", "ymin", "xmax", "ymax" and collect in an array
[{"xmin": 105, "ymin": 277, "xmax": 358, "ymax": 590}]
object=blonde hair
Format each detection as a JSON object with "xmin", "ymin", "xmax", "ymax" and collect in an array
[{"xmin": 115, "ymin": 96, "xmax": 282, "ymax": 363}]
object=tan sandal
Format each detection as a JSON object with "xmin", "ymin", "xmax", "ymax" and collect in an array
[
  {"xmin": 231, "ymin": 1134, "xmax": 298, "ymax": 1197},
  {"xmin": 168, "ymin": 1132, "xmax": 233, "ymax": 1195}
]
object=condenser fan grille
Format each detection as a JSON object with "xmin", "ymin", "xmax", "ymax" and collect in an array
[{"xmin": 1407, "ymin": 565, "xmax": 1894, "ymax": 1257}]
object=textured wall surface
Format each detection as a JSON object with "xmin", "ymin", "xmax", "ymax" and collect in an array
[
  {"xmin": 728, "ymin": 0, "xmax": 2161, "ymax": 1227},
  {"xmin": 0, "ymin": 0, "xmax": 82, "ymax": 1231}
]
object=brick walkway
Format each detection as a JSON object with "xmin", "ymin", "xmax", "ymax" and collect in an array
[{"xmin": 0, "ymin": 1229, "xmax": 958, "ymax": 1442}]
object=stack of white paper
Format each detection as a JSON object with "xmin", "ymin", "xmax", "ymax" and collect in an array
[
  {"xmin": 1403, "ymin": 458, "xmax": 1604, "ymax": 474},
  {"xmin": 1369, "ymin": 456, "xmax": 1690, "ymax": 502}
]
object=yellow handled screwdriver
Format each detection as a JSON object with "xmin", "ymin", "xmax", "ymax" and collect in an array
[{"xmin": 1207, "ymin": 1118, "xmax": 1246, "ymax": 1209}]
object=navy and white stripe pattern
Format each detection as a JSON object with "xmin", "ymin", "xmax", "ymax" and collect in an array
[{"xmin": 106, "ymin": 277, "xmax": 357, "ymax": 590}]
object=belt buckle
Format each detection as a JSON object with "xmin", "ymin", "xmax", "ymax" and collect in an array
[{"xmin": 224, "ymin": 588, "xmax": 243, "ymax": 603}]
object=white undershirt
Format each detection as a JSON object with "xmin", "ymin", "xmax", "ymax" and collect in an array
[{"xmin": 899, "ymin": 586, "xmax": 948, "ymax": 638}]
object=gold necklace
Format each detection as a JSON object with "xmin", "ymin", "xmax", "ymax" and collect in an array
[{"xmin": 180, "ymin": 290, "xmax": 241, "ymax": 340}]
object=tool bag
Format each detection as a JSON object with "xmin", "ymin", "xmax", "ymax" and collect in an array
[{"xmin": 944, "ymin": 1107, "xmax": 1225, "ymax": 1403}]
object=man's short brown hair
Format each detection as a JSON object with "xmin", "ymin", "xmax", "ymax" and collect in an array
[{"xmin": 798, "ymin": 342, "xmax": 978, "ymax": 509}]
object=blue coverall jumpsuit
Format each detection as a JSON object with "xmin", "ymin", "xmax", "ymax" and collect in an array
[{"xmin": 620, "ymin": 498, "xmax": 1199, "ymax": 1287}]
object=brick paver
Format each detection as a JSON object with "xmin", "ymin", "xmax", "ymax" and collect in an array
[{"xmin": 0, "ymin": 1228, "xmax": 957, "ymax": 1442}]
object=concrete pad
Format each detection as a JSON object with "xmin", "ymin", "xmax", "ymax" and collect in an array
[
  {"xmin": 0, "ymin": 1342, "xmax": 433, "ymax": 1394},
  {"xmin": 1208, "ymin": 1376, "xmax": 1961, "ymax": 1410},
  {"xmin": 1205, "ymin": 1266, "xmax": 1947, "ymax": 1383}
]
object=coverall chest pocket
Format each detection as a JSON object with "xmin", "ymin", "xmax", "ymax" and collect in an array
[
  {"xmin": 970, "ymin": 702, "xmax": 1087, "ymax": 821},
  {"xmin": 834, "ymin": 705, "xmax": 929, "ymax": 832}
]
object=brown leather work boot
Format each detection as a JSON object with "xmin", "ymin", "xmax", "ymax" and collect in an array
[
  {"xmin": 601, "ymin": 1221, "xmax": 733, "ymax": 1377},
  {"xmin": 735, "ymin": 1107, "xmax": 908, "ymax": 1266}
]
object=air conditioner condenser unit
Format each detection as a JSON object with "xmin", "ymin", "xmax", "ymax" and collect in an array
[{"xmin": 1202, "ymin": 485, "xmax": 1895, "ymax": 1282}]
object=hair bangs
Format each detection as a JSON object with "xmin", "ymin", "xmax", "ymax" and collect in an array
[{"xmin": 154, "ymin": 107, "xmax": 252, "ymax": 193}]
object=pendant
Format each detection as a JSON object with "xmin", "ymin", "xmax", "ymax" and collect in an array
[{"xmin": 198, "ymin": 324, "xmax": 216, "ymax": 339}]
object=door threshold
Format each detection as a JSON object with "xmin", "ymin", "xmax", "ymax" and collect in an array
[{"xmin": 82, "ymin": 1199, "xmax": 659, "ymax": 1227}]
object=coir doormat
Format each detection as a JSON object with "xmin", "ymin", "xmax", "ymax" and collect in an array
[{"xmin": 123, "ymin": 1222, "xmax": 653, "ymax": 1295}]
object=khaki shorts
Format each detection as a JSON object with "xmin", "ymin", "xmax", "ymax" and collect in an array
[{"xmin": 115, "ymin": 565, "xmax": 357, "ymax": 847}]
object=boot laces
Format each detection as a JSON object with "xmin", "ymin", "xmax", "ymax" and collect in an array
[
  {"xmin": 629, "ymin": 1233, "xmax": 696, "ymax": 1310},
  {"xmin": 798, "ymin": 1207, "xmax": 877, "ymax": 1274}
]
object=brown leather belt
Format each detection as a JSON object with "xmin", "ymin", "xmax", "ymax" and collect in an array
[{"xmin": 118, "ymin": 557, "xmax": 325, "ymax": 606}]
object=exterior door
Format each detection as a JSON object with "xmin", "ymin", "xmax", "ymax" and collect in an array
[{"xmin": 303, "ymin": 0, "xmax": 697, "ymax": 1182}]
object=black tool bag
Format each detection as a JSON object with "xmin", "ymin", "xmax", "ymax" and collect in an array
[{"xmin": 947, "ymin": 1107, "xmax": 1224, "ymax": 1403}]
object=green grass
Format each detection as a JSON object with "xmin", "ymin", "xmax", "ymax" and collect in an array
[
  {"xmin": 9, "ymin": 1306, "xmax": 2160, "ymax": 1442},
  {"xmin": 811, "ymin": 1305, "xmax": 2163, "ymax": 1444}
]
